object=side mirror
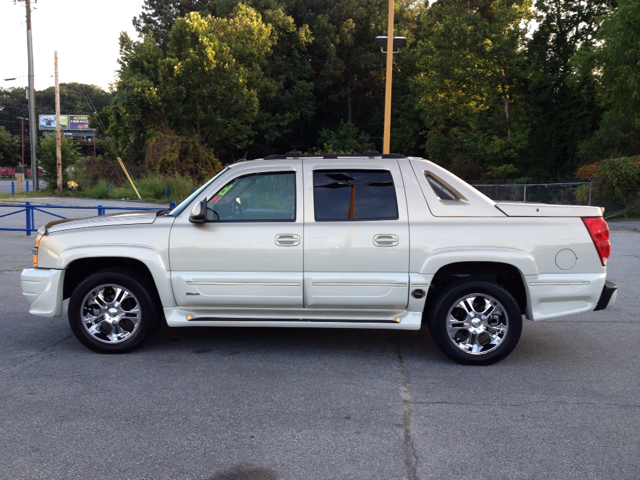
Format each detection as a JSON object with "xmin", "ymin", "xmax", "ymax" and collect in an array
[{"xmin": 189, "ymin": 201, "xmax": 206, "ymax": 223}]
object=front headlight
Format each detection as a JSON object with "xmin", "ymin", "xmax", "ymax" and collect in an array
[{"xmin": 33, "ymin": 233, "xmax": 43, "ymax": 267}]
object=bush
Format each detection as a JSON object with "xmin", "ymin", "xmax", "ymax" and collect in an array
[
  {"xmin": 576, "ymin": 156, "xmax": 640, "ymax": 216},
  {"xmin": 137, "ymin": 175, "xmax": 196, "ymax": 201},
  {"xmin": 145, "ymin": 136, "xmax": 222, "ymax": 183},
  {"xmin": 74, "ymin": 158, "xmax": 148, "ymax": 189}
]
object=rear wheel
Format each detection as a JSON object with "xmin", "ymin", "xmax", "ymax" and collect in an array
[
  {"xmin": 68, "ymin": 268, "xmax": 161, "ymax": 353},
  {"xmin": 427, "ymin": 279, "xmax": 522, "ymax": 365}
]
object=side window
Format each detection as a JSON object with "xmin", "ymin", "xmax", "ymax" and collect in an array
[
  {"xmin": 207, "ymin": 172, "xmax": 296, "ymax": 222},
  {"xmin": 425, "ymin": 172, "xmax": 463, "ymax": 201},
  {"xmin": 313, "ymin": 169, "xmax": 398, "ymax": 221}
]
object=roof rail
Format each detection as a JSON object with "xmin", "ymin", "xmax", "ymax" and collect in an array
[{"xmin": 263, "ymin": 152, "xmax": 406, "ymax": 160}]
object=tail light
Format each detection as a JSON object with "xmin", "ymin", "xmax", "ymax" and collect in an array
[{"xmin": 582, "ymin": 217, "xmax": 611, "ymax": 266}]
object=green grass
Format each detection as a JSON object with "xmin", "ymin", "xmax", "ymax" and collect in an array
[{"xmin": 0, "ymin": 190, "xmax": 48, "ymax": 201}]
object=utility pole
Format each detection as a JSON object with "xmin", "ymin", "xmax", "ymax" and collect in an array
[
  {"xmin": 55, "ymin": 51, "xmax": 62, "ymax": 192},
  {"xmin": 17, "ymin": 116, "xmax": 26, "ymax": 173},
  {"xmin": 382, "ymin": 0, "xmax": 395, "ymax": 154},
  {"xmin": 23, "ymin": 0, "xmax": 38, "ymax": 190},
  {"xmin": 16, "ymin": 116, "xmax": 27, "ymax": 194}
]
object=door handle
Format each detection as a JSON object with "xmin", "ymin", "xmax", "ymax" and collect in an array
[
  {"xmin": 275, "ymin": 234, "xmax": 300, "ymax": 246},
  {"xmin": 373, "ymin": 234, "xmax": 399, "ymax": 247}
]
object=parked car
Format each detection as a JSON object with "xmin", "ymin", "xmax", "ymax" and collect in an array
[
  {"xmin": 0, "ymin": 167, "xmax": 16, "ymax": 178},
  {"xmin": 20, "ymin": 153, "xmax": 617, "ymax": 364},
  {"xmin": 25, "ymin": 167, "xmax": 44, "ymax": 178}
]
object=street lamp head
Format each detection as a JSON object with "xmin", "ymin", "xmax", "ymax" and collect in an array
[{"xmin": 374, "ymin": 36, "xmax": 407, "ymax": 51}]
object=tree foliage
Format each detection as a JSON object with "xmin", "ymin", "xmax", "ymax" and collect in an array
[
  {"xmin": 133, "ymin": 0, "xmax": 216, "ymax": 48},
  {"xmin": 0, "ymin": 84, "xmax": 111, "ymax": 137},
  {"xmin": 111, "ymin": 6, "xmax": 282, "ymax": 178},
  {"xmin": 523, "ymin": 0, "xmax": 615, "ymax": 176},
  {"xmin": 0, "ymin": 125, "xmax": 20, "ymax": 165},
  {"xmin": 407, "ymin": 0, "xmax": 533, "ymax": 178},
  {"xmin": 578, "ymin": 0, "xmax": 640, "ymax": 161},
  {"xmin": 94, "ymin": 0, "xmax": 640, "ymax": 184},
  {"xmin": 38, "ymin": 135, "xmax": 82, "ymax": 188}
]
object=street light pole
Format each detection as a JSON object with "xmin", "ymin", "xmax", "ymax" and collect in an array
[
  {"xmin": 383, "ymin": 0, "xmax": 395, "ymax": 154},
  {"xmin": 24, "ymin": 0, "xmax": 38, "ymax": 190}
]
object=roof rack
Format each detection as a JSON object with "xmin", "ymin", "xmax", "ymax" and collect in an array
[{"xmin": 263, "ymin": 151, "xmax": 406, "ymax": 160}]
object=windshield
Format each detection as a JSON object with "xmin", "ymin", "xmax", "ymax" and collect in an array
[{"xmin": 169, "ymin": 167, "xmax": 230, "ymax": 217}]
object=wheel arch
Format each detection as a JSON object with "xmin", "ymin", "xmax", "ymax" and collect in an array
[
  {"xmin": 60, "ymin": 247, "xmax": 175, "ymax": 308},
  {"xmin": 426, "ymin": 261, "xmax": 528, "ymax": 315}
]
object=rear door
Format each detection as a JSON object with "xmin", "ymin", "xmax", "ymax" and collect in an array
[{"xmin": 303, "ymin": 159, "xmax": 410, "ymax": 310}]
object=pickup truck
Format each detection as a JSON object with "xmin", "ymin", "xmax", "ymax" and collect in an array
[{"xmin": 20, "ymin": 153, "xmax": 617, "ymax": 364}]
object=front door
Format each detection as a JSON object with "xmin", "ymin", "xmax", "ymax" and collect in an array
[
  {"xmin": 169, "ymin": 162, "xmax": 303, "ymax": 309},
  {"xmin": 302, "ymin": 160, "xmax": 410, "ymax": 310}
]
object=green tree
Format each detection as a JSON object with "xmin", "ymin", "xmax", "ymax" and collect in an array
[
  {"xmin": 133, "ymin": 0, "xmax": 215, "ymax": 48},
  {"xmin": 38, "ymin": 135, "xmax": 82, "ymax": 188},
  {"xmin": 35, "ymin": 83, "xmax": 112, "ymax": 117},
  {"xmin": 523, "ymin": 0, "xmax": 614, "ymax": 177},
  {"xmin": 408, "ymin": 0, "xmax": 532, "ymax": 178},
  {"xmin": 0, "ymin": 84, "xmax": 112, "ymax": 145},
  {"xmin": 110, "ymin": 6, "xmax": 280, "ymax": 173},
  {"xmin": 238, "ymin": 0, "xmax": 315, "ymax": 156},
  {"xmin": 317, "ymin": 120, "xmax": 375, "ymax": 153},
  {"xmin": 127, "ymin": 0, "xmax": 423, "ymax": 156},
  {"xmin": 131, "ymin": 0, "xmax": 316, "ymax": 157},
  {"xmin": 0, "ymin": 126, "xmax": 20, "ymax": 166},
  {"xmin": 291, "ymin": 0, "xmax": 421, "ymax": 149},
  {"xmin": 579, "ymin": 0, "xmax": 640, "ymax": 161}
]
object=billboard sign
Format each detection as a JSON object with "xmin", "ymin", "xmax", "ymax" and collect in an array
[
  {"xmin": 69, "ymin": 115, "xmax": 91, "ymax": 130},
  {"xmin": 39, "ymin": 114, "xmax": 69, "ymax": 130}
]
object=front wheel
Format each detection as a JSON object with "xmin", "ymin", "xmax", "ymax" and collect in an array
[
  {"xmin": 427, "ymin": 280, "xmax": 523, "ymax": 365},
  {"xmin": 68, "ymin": 268, "xmax": 161, "ymax": 353}
]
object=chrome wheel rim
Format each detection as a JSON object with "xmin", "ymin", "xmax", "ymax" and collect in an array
[
  {"xmin": 446, "ymin": 293, "xmax": 509, "ymax": 355},
  {"xmin": 80, "ymin": 284, "xmax": 141, "ymax": 344}
]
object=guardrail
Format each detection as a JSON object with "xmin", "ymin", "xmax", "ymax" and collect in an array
[{"xmin": 0, "ymin": 201, "xmax": 177, "ymax": 236}]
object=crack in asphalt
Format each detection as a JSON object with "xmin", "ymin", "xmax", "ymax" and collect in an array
[
  {"xmin": 409, "ymin": 400, "xmax": 640, "ymax": 409},
  {"xmin": 394, "ymin": 339, "xmax": 418, "ymax": 480},
  {"xmin": 0, "ymin": 334, "xmax": 74, "ymax": 374}
]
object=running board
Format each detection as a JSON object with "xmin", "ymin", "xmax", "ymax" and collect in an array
[
  {"xmin": 189, "ymin": 317, "xmax": 400, "ymax": 324},
  {"xmin": 163, "ymin": 308, "xmax": 424, "ymax": 330}
]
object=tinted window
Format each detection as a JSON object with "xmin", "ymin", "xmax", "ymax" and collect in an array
[
  {"xmin": 207, "ymin": 172, "xmax": 295, "ymax": 221},
  {"xmin": 313, "ymin": 170, "xmax": 398, "ymax": 221},
  {"xmin": 425, "ymin": 173, "xmax": 459, "ymax": 201}
]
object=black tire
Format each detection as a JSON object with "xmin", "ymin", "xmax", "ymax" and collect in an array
[
  {"xmin": 427, "ymin": 279, "xmax": 522, "ymax": 365},
  {"xmin": 68, "ymin": 268, "xmax": 161, "ymax": 353}
]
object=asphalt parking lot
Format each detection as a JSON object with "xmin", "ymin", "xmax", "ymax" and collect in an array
[{"xmin": 1, "ymin": 199, "xmax": 638, "ymax": 480}]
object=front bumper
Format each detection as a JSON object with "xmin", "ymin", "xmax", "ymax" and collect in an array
[
  {"xmin": 594, "ymin": 280, "xmax": 618, "ymax": 311},
  {"xmin": 20, "ymin": 268, "xmax": 65, "ymax": 317}
]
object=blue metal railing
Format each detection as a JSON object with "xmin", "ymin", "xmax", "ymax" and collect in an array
[{"xmin": 0, "ymin": 201, "xmax": 177, "ymax": 236}]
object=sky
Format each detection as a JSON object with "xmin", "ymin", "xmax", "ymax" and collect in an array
[{"xmin": 0, "ymin": 0, "xmax": 145, "ymax": 92}]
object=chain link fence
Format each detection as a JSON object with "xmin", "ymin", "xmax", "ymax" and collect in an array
[{"xmin": 470, "ymin": 181, "xmax": 596, "ymax": 205}]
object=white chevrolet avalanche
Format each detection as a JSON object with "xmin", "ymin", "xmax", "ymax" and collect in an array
[{"xmin": 20, "ymin": 153, "xmax": 617, "ymax": 364}]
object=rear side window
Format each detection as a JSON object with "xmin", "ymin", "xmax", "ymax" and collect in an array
[
  {"xmin": 313, "ymin": 169, "xmax": 398, "ymax": 221},
  {"xmin": 425, "ymin": 172, "xmax": 463, "ymax": 201}
]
